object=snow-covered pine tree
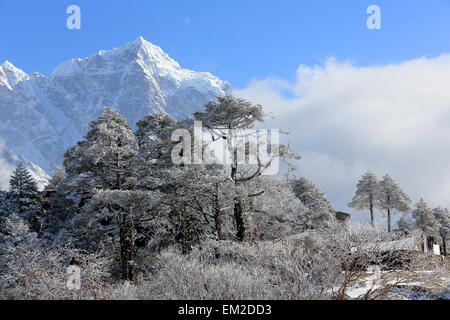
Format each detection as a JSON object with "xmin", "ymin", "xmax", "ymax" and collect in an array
[
  {"xmin": 348, "ymin": 171, "xmax": 380, "ymax": 226},
  {"xmin": 292, "ymin": 177, "xmax": 337, "ymax": 230},
  {"xmin": 64, "ymin": 107, "xmax": 139, "ymax": 193},
  {"xmin": 7, "ymin": 163, "xmax": 42, "ymax": 233},
  {"xmin": 194, "ymin": 96, "xmax": 300, "ymax": 241},
  {"xmin": 0, "ymin": 210, "xmax": 41, "ymax": 281},
  {"xmin": 40, "ymin": 167, "xmax": 76, "ymax": 245},
  {"xmin": 136, "ymin": 112, "xmax": 233, "ymax": 248},
  {"xmin": 168, "ymin": 165, "xmax": 229, "ymax": 252},
  {"xmin": 135, "ymin": 112, "xmax": 180, "ymax": 191},
  {"xmin": 396, "ymin": 214, "xmax": 413, "ymax": 235},
  {"xmin": 194, "ymin": 96, "xmax": 265, "ymax": 242},
  {"xmin": 63, "ymin": 108, "xmax": 141, "ymax": 281},
  {"xmin": 433, "ymin": 206, "xmax": 449, "ymax": 256},
  {"xmin": 378, "ymin": 174, "xmax": 411, "ymax": 232},
  {"xmin": 412, "ymin": 199, "xmax": 439, "ymax": 241},
  {"xmin": 136, "ymin": 113, "xmax": 177, "ymax": 163},
  {"xmin": 242, "ymin": 175, "xmax": 305, "ymax": 240},
  {"xmin": 79, "ymin": 189, "xmax": 164, "ymax": 282}
]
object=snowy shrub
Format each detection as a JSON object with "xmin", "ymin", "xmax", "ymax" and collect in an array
[{"xmin": 0, "ymin": 244, "xmax": 113, "ymax": 300}]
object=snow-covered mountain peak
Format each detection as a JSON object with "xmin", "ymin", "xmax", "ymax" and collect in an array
[
  {"xmin": 51, "ymin": 37, "xmax": 180, "ymax": 77},
  {"xmin": 0, "ymin": 61, "xmax": 29, "ymax": 89},
  {"xmin": 49, "ymin": 36, "xmax": 230, "ymax": 102},
  {"xmin": 131, "ymin": 37, "xmax": 182, "ymax": 70}
]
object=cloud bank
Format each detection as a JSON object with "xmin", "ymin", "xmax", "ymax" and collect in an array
[{"xmin": 234, "ymin": 55, "xmax": 450, "ymax": 224}]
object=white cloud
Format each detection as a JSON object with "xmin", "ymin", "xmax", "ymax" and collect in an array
[{"xmin": 234, "ymin": 55, "xmax": 450, "ymax": 224}]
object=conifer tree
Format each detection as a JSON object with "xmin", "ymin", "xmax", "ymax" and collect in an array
[
  {"xmin": 433, "ymin": 206, "xmax": 449, "ymax": 255},
  {"xmin": 64, "ymin": 107, "xmax": 139, "ymax": 192},
  {"xmin": 348, "ymin": 171, "xmax": 380, "ymax": 226},
  {"xmin": 292, "ymin": 177, "xmax": 337, "ymax": 230},
  {"xmin": 396, "ymin": 214, "xmax": 413, "ymax": 234},
  {"xmin": 194, "ymin": 96, "xmax": 300, "ymax": 241},
  {"xmin": 63, "ymin": 108, "xmax": 141, "ymax": 281},
  {"xmin": 378, "ymin": 174, "xmax": 411, "ymax": 232},
  {"xmin": 136, "ymin": 112, "xmax": 232, "ymax": 249},
  {"xmin": 412, "ymin": 199, "xmax": 439, "ymax": 240},
  {"xmin": 40, "ymin": 167, "xmax": 76, "ymax": 244},
  {"xmin": 8, "ymin": 163, "xmax": 42, "ymax": 232}
]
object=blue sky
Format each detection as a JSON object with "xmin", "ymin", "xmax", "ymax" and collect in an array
[{"xmin": 1, "ymin": 0, "xmax": 450, "ymax": 88}]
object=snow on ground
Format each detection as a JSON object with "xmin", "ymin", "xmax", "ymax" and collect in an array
[{"xmin": 344, "ymin": 269, "xmax": 449, "ymax": 300}]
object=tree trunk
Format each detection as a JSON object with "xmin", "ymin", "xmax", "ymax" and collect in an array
[
  {"xmin": 387, "ymin": 208, "xmax": 391, "ymax": 233},
  {"xmin": 369, "ymin": 201, "xmax": 374, "ymax": 227},
  {"xmin": 442, "ymin": 237, "xmax": 447, "ymax": 256},
  {"xmin": 116, "ymin": 138, "xmax": 123, "ymax": 191},
  {"xmin": 234, "ymin": 200, "xmax": 245, "ymax": 242},
  {"xmin": 117, "ymin": 171, "xmax": 123, "ymax": 191},
  {"xmin": 181, "ymin": 208, "xmax": 192, "ymax": 254},
  {"xmin": 128, "ymin": 228, "xmax": 137, "ymax": 284},
  {"xmin": 214, "ymin": 184, "xmax": 223, "ymax": 240},
  {"xmin": 231, "ymin": 147, "xmax": 245, "ymax": 242},
  {"xmin": 119, "ymin": 217, "xmax": 136, "ymax": 282}
]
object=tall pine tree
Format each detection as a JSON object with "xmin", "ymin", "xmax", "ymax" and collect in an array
[
  {"xmin": 378, "ymin": 174, "xmax": 411, "ymax": 232},
  {"xmin": 412, "ymin": 199, "xmax": 439, "ymax": 240},
  {"xmin": 348, "ymin": 171, "xmax": 380, "ymax": 227},
  {"xmin": 8, "ymin": 163, "xmax": 42, "ymax": 232},
  {"xmin": 433, "ymin": 206, "xmax": 449, "ymax": 255},
  {"xmin": 64, "ymin": 108, "xmax": 141, "ymax": 281},
  {"xmin": 193, "ymin": 96, "xmax": 300, "ymax": 241},
  {"xmin": 292, "ymin": 177, "xmax": 337, "ymax": 230}
]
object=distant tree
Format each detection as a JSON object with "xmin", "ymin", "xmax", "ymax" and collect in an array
[
  {"xmin": 7, "ymin": 163, "xmax": 42, "ymax": 232},
  {"xmin": 292, "ymin": 177, "xmax": 337, "ymax": 230},
  {"xmin": 411, "ymin": 199, "xmax": 439, "ymax": 241},
  {"xmin": 433, "ymin": 207, "xmax": 449, "ymax": 256},
  {"xmin": 396, "ymin": 214, "xmax": 413, "ymax": 234},
  {"xmin": 348, "ymin": 171, "xmax": 380, "ymax": 226},
  {"xmin": 378, "ymin": 174, "xmax": 411, "ymax": 232}
]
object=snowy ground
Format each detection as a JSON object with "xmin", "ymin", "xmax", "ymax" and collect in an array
[{"xmin": 344, "ymin": 268, "xmax": 449, "ymax": 300}]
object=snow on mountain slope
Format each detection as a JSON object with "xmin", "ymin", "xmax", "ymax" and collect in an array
[
  {"xmin": 0, "ymin": 140, "xmax": 50, "ymax": 191},
  {"xmin": 0, "ymin": 37, "xmax": 231, "ymax": 184},
  {"xmin": 0, "ymin": 61, "xmax": 29, "ymax": 90}
]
